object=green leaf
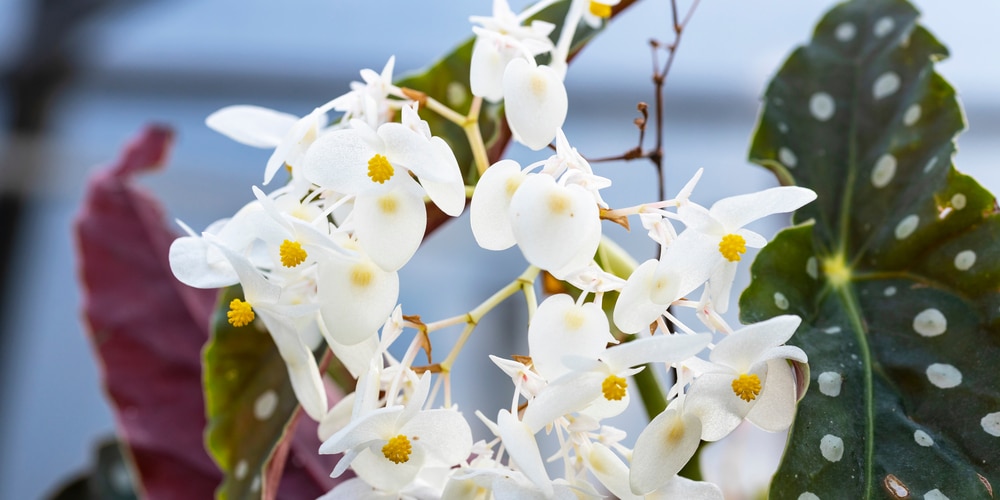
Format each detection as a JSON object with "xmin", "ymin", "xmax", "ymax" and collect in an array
[
  {"xmin": 743, "ymin": 0, "xmax": 1000, "ymax": 498},
  {"xmin": 203, "ymin": 286, "xmax": 304, "ymax": 499}
]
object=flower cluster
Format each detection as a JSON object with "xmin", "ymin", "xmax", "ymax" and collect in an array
[{"xmin": 168, "ymin": 0, "xmax": 818, "ymax": 498}]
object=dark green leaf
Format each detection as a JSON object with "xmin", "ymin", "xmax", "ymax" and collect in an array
[{"xmin": 743, "ymin": 0, "xmax": 1000, "ymax": 498}]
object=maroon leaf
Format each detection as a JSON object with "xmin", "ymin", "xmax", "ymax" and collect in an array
[{"xmin": 75, "ymin": 126, "xmax": 344, "ymax": 499}]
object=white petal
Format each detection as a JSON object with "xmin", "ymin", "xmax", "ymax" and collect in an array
[
  {"xmin": 402, "ymin": 409, "xmax": 474, "ymax": 465},
  {"xmin": 528, "ymin": 294, "xmax": 613, "ymax": 381},
  {"xmin": 746, "ymin": 358, "xmax": 798, "ymax": 432},
  {"xmin": 351, "ymin": 445, "xmax": 425, "ymax": 492},
  {"xmin": 601, "ymin": 333, "xmax": 712, "ymax": 371},
  {"xmin": 582, "ymin": 443, "xmax": 641, "ymax": 500},
  {"xmin": 509, "ymin": 175, "xmax": 600, "ymax": 275},
  {"xmin": 502, "ymin": 59, "xmax": 567, "ymax": 150},
  {"xmin": 266, "ymin": 109, "xmax": 322, "ymax": 184},
  {"xmin": 685, "ymin": 371, "xmax": 752, "ymax": 442},
  {"xmin": 470, "ymin": 159, "xmax": 523, "ymax": 250},
  {"xmin": 206, "ymin": 105, "xmax": 297, "ymax": 148},
  {"xmin": 646, "ymin": 476, "xmax": 724, "ymax": 500},
  {"xmin": 319, "ymin": 392, "xmax": 356, "ymax": 441},
  {"xmin": 708, "ymin": 261, "xmax": 738, "ymax": 315},
  {"xmin": 168, "ymin": 236, "xmax": 239, "ymax": 288},
  {"xmin": 317, "ymin": 253, "xmax": 399, "ymax": 345},
  {"xmin": 379, "ymin": 122, "xmax": 450, "ymax": 183},
  {"xmin": 302, "ymin": 128, "xmax": 381, "ymax": 195},
  {"xmin": 630, "ymin": 408, "xmax": 702, "ymax": 494},
  {"xmin": 710, "ymin": 315, "xmax": 802, "ymax": 372},
  {"xmin": 521, "ymin": 371, "xmax": 604, "ymax": 432},
  {"xmin": 496, "ymin": 410, "xmax": 552, "ymax": 497},
  {"xmin": 257, "ymin": 309, "xmax": 328, "ymax": 421},
  {"xmin": 317, "ymin": 477, "xmax": 391, "ymax": 500},
  {"xmin": 353, "ymin": 177, "xmax": 427, "ymax": 271},
  {"xmin": 470, "ymin": 36, "xmax": 509, "ymax": 102},
  {"xmin": 322, "ymin": 325, "xmax": 380, "ymax": 379},
  {"xmin": 613, "ymin": 260, "xmax": 667, "ymax": 334},
  {"xmin": 320, "ymin": 406, "xmax": 401, "ymax": 455},
  {"xmin": 709, "ymin": 186, "xmax": 816, "ymax": 230},
  {"xmin": 419, "ymin": 137, "xmax": 467, "ymax": 217}
]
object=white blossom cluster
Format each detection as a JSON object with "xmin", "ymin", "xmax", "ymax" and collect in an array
[{"xmin": 168, "ymin": 0, "xmax": 818, "ymax": 498}]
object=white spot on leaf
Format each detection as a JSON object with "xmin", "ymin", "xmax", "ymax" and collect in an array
[
  {"xmin": 774, "ymin": 292, "xmax": 790, "ymax": 310},
  {"xmin": 894, "ymin": 215, "xmax": 919, "ymax": 239},
  {"xmin": 810, "ymin": 92, "xmax": 836, "ymax": 121},
  {"xmin": 818, "ymin": 372, "xmax": 843, "ymax": 397},
  {"xmin": 926, "ymin": 363, "xmax": 962, "ymax": 388},
  {"xmin": 778, "ymin": 122, "xmax": 789, "ymax": 133},
  {"xmin": 914, "ymin": 430, "xmax": 934, "ymax": 447},
  {"xmin": 913, "ymin": 308, "xmax": 947, "ymax": 337},
  {"xmin": 798, "ymin": 493, "xmax": 820, "ymax": 500},
  {"xmin": 951, "ymin": 193, "xmax": 967, "ymax": 210},
  {"xmin": 924, "ymin": 157, "xmax": 939, "ymax": 173},
  {"xmin": 871, "ymin": 154, "xmax": 897, "ymax": 188},
  {"xmin": 954, "ymin": 250, "xmax": 976, "ymax": 271},
  {"xmin": 873, "ymin": 72, "xmax": 901, "ymax": 100},
  {"xmin": 235, "ymin": 460, "xmax": 248, "ymax": 480},
  {"xmin": 904, "ymin": 103, "xmax": 921, "ymax": 126},
  {"xmin": 981, "ymin": 412, "xmax": 1000, "ymax": 437},
  {"xmin": 924, "ymin": 489, "xmax": 950, "ymax": 500},
  {"xmin": 779, "ymin": 147, "xmax": 798, "ymax": 168},
  {"xmin": 884, "ymin": 286, "xmax": 897, "ymax": 297},
  {"xmin": 824, "ymin": 326, "xmax": 842, "ymax": 334},
  {"xmin": 806, "ymin": 257, "xmax": 819, "ymax": 279},
  {"xmin": 874, "ymin": 17, "xmax": 895, "ymax": 37},
  {"xmin": 820, "ymin": 434, "xmax": 844, "ymax": 462},
  {"xmin": 835, "ymin": 22, "xmax": 856, "ymax": 42},
  {"xmin": 254, "ymin": 390, "xmax": 279, "ymax": 420}
]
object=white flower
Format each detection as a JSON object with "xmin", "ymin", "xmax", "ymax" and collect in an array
[
  {"xmin": 677, "ymin": 186, "xmax": 816, "ymax": 312},
  {"xmin": 502, "ymin": 58, "xmax": 568, "ymax": 150},
  {"xmin": 329, "ymin": 56, "xmax": 403, "ymax": 129},
  {"xmin": 316, "ymin": 246, "xmax": 399, "ymax": 346},
  {"xmin": 470, "ymin": 159, "xmax": 525, "ymax": 250},
  {"xmin": 469, "ymin": 0, "xmax": 555, "ymax": 102},
  {"xmin": 684, "ymin": 315, "xmax": 807, "ymax": 441},
  {"xmin": 581, "ymin": 0, "xmax": 620, "ymax": 28},
  {"xmin": 630, "ymin": 396, "xmax": 703, "ymax": 495},
  {"xmin": 527, "ymin": 294, "xmax": 615, "ymax": 382},
  {"xmin": 320, "ymin": 374, "xmax": 473, "ymax": 493}
]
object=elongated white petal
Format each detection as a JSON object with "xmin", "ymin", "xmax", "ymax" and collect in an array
[
  {"xmin": 509, "ymin": 175, "xmax": 600, "ymax": 275},
  {"xmin": 322, "ymin": 324, "xmax": 379, "ymax": 379},
  {"xmin": 708, "ymin": 261, "xmax": 738, "ymax": 315},
  {"xmin": 502, "ymin": 59, "xmax": 567, "ymax": 150},
  {"xmin": 302, "ymin": 128, "xmax": 381, "ymax": 195},
  {"xmin": 582, "ymin": 443, "xmax": 641, "ymax": 500},
  {"xmin": 470, "ymin": 36, "xmax": 509, "ymax": 102},
  {"xmin": 257, "ymin": 308, "xmax": 328, "ymax": 421},
  {"xmin": 630, "ymin": 408, "xmax": 702, "ymax": 494},
  {"xmin": 320, "ymin": 406, "xmax": 401, "ymax": 454},
  {"xmin": 521, "ymin": 371, "xmax": 604, "ymax": 432},
  {"xmin": 353, "ymin": 177, "xmax": 427, "ymax": 271},
  {"xmin": 710, "ymin": 315, "xmax": 802, "ymax": 372},
  {"xmin": 418, "ymin": 137, "xmax": 466, "ymax": 217},
  {"xmin": 319, "ymin": 392, "xmax": 356, "ymax": 441},
  {"xmin": 528, "ymin": 294, "xmax": 613, "ymax": 381},
  {"xmin": 379, "ymin": 123, "xmax": 451, "ymax": 184},
  {"xmin": 402, "ymin": 409, "xmax": 474, "ymax": 465},
  {"xmin": 351, "ymin": 445, "xmax": 426, "ymax": 492},
  {"xmin": 601, "ymin": 333, "xmax": 711, "ymax": 371},
  {"xmin": 168, "ymin": 236, "xmax": 239, "ymax": 288},
  {"xmin": 496, "ymin": 410, "xmax": 552, "ymax": 497},
  {"xmin": 317, "ymin": 477, "xmax": 391, "ymax": 500},
  {"xmin": 709, "ymin": 186, "xmax": 817, "ymax": 230},
  {"xmin": 646, "ymin": 476, "xmax": 724, "ymax": 500},
  {"xmin": 265, "ymin": 109, "xmax": 321, "ymax": 185},
  {"xmin": 317, "ymin": 253, "xmax": 399, "ymax": 345},
  {"xmin": 470, "ymin": 159, "xmax": 523, "ymax": 250},
  {"xmin": 747, "ymin": 358, "xmax": 798, "ymax": 432},
  {"xmin": 206, "ymin": 105, "xmax": 297, "ymax": 148}
]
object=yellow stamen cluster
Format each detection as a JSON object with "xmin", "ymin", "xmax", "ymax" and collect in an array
[
  {"xmin": 731, "ymin": 373, "xmax": 762, "ymax": 402},
  {"xmin": 367, "ymin": 154, "xmax": 395, "ymax": 184},
  {"xmin": 719, "ymin": 233, "xmax": 747, "ymax": 262},
  {"xmin": 227, "ymin": 298, "xmax": 255, "ymax": 327},
  {"xmin": 589, "ymin": 1, "xmax": 612, "ymax": 18},
  {"xmin": 279, "ymin": 240, "xmax": 307, "ymax": 268},
  {"xmin": 601, "ymin": 375, "xmax": 628, "ymax": 401},
  {"xmin": 382, "ymin": 434, "xmax": 412, "ymax": 464}
]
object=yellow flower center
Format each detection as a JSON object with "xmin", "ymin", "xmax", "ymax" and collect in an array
[
  {"xmin": 382, "ymin": 434, "xmax": 412, "ymax": 464},
  {"xmin": 279, "ymin": 240, "xmax": 307, "ymax": 268},
  {"xmin": 350, "ymin": 263, "xmax": 375, "ymax": 288},
  {"xmin": 601, "ymin": 375, "xmax": 628, "ymax": 401},
  {"xmin": 731, "ymin": 373, "xmax": 762, "ymax": 402},
  {"xmin": 589, "ymin": 1, "xmax": 612, "ymax": 18},
  {"xmin": 719, "ymin": 233, "xmax": 747, "ymax": 262},
  {"xmin": 227, "ymin": 298, "xmax": 255, "ymax": 327},
  {"xmin": 367, "ymin": 154, "xmax": 394, "ymax": 184}
]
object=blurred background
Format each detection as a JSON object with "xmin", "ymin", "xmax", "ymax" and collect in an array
[{"xmin": 0, "ymin": 0, "xmax": 998, "ymax": 498}]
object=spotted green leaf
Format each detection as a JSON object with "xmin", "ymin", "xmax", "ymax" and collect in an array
[{"xmin": 742, "ymin": 0, "xmax": 1000, "ymax": 498}]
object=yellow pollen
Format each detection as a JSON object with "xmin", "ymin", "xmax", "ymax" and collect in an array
[
  {"xmin": 367, "ymin": 154, "xmax": 395, "ymax": 184},
  {"xmin": 350, "ymin": 264, "xmax": 375, "ymax": 288},
  {"xmin": 589, "ymin": 1, "xmax": 612, "ymax": 18},
  {"xmin": 719, "ymin": 233, "xmax": 747, "ymax": 262},
  {"xmin": 382, "ymin": 434, "xmax": 412, "ymax": 464},
  {"xmin": 731, "ymin": 373, "xmax": 762, "ymax": 402},
  {"xmin": 279, "ymin": 240, "xmax": 307, "ymax": 268},
  {"xmin": 601, "ymin": 375, "xmax": 628, "ymax": 401},
  {"xmin": 227, "ymin": 298, "xmax": 255, "ymax": 327}
]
